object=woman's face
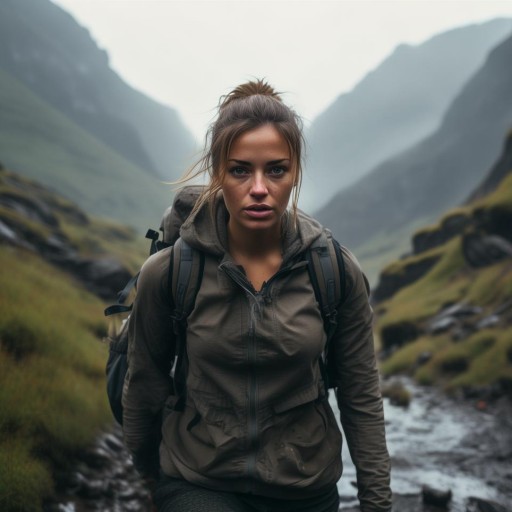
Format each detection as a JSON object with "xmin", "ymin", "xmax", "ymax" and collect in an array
[{"xmin": 221, "ymin": 124, "xmax": 295, "ymax": 237}]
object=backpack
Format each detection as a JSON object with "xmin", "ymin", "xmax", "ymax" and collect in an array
[{"xmin": 104, "ymin": 186, "xmax": 346, "ymax": 425}]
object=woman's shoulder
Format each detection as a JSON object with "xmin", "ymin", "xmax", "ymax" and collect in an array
[{"xmin": 138, "ymin": 246, "xmax": 173, "ymax": 295}]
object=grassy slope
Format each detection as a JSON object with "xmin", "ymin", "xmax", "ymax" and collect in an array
[
  {"xmin": 0, "ymin": 246, "xmax": 110, "ymax": 511},
  {"xmin": 0, "ymin": 170, "xmax": 149, "ymax": 511},
  {"xmin": 376, "ymin": 173, "xmax": 512, "ymax": 392},
  {"xmin": 0, "ymin": 68, "xmax": 175, "ymax": 233}
]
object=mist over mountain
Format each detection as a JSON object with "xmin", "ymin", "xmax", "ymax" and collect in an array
[
  {"xmin": 0, "ymin": 0, "xmax": 196, "ymax": 181},
  {"xmin": 316, "ymin": 30, "xmax": 512, "ymax": 256},
  {"xmin": 302, "ymin": 19, "xmax": 512, "ymax": 213}
]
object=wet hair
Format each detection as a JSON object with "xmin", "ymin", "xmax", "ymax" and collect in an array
[{"xmin": 181, "ymin": 79, "xmax": 304, "ymax": 222}]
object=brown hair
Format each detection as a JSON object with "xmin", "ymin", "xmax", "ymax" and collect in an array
[{"xmin": 180, "ymin": 79, "xmax": 304, "ymax": 223}]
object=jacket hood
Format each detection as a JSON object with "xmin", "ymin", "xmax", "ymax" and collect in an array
[{"xmin": 179, "ymin": 192, "xmax": 325, "ymax": 263}]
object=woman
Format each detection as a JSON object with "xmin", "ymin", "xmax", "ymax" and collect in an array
[{"xmin": 122, "ymin": 80, "xmax": 391, "ymax": 512}]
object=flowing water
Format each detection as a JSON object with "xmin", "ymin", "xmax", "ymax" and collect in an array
[{"xmin": 334, "ymin": 377, "xmax": 512, "ymax": 511}]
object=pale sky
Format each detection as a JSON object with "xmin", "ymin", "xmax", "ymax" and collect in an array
[{"xmin": 51, "ymin": 0, "xmax": 512, "ymax": 143}]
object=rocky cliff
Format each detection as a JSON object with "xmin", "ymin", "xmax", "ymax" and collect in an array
[
  {"xmin": 371, "ymin": 132, "xmax": 512, "ymax": 398},
  {"xmin": 0, "ymin": 162, "xmax": 146, "ymax": 301}
]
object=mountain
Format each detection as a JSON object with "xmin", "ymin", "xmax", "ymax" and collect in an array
[
  {"xmin": 0, "ymin": 0, "xmax": 197, "ymax": 232},
  {"xmin": 0, "ymin": 67, "xmax": 176, "ymax": 233},
  {"xmin": 0, "ymin": 0, "xmax": 196, "ymax": 180},
  {"xmin": 371, "ymin": 130, "xmax": 512, "ymax": 398},
  {"xmin": 316, "ymin": 31, "xmax": 512, "ymax": 281},
  {"xmin": 302, "ymin": 19, "xmax": 512, "ymax": 213}
]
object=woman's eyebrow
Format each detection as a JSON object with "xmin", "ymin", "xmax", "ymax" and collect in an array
[
  {"xmin": 228, "ymin": 159, "xmax": 251, "ymax": 165},
  {"xmin": 227, "ymin": 158, "xmax": 290, "ymax": 165}
]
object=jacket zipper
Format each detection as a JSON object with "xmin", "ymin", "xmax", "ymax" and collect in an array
[
  {"xmin": 220, "ymin": 263, "xmax": 260, "ymax": 487},
  {"xmin": 219, "ymin": 261, "xmax": 307, "ymax": 488}
]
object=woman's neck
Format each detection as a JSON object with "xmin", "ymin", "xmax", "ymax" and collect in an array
[{"xmin": 227, "ymin": 222, "xmax": 282, "ymax": 261}]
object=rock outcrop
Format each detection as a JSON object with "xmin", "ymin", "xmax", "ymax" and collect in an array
[{"xmin": 0, "ymin": 166, "xmax": 133, "ymax": 301}]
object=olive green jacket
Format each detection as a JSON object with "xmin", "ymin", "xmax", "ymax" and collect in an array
[{"xmin": 122, "ymin": 197, "xmax": 391, "ymax": 511}]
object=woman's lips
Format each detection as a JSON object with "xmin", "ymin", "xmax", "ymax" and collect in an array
[{"xmin": 244, "ymin": 205, "xmax": 273, "ymax": 218}]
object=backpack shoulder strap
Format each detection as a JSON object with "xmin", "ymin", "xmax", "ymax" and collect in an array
[
  {"xmin": 169, "ymin": 237, "xmax": 205, "ymax": 410},
  {"xmin": 305, "ymin": 231, "xmax": 346, "ymax": 392},
  {"xmin": 170, "ymin": 238, "xmax": 205, "ymax": 321},
  {"xmin": 306, "ymin": 231, "xmax": 346, "ymax": 334}
]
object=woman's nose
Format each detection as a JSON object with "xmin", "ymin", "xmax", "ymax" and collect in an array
[{"xmin": 250, "ymin": 172, "xmax": 268, "ymax": 197}]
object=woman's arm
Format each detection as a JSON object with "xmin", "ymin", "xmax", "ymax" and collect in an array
[
  {"xmin": 331, "ymin": 247, "xmax": 392, "ymax": 512},
  {"xmin": 122, "ymin": 247, "xmax": 175, "ymax": 478}
]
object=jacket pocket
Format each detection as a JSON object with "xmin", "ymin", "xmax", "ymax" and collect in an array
[
  {"xmin": 271, "ymin": 381, "xmax": 319, "ymax": 414},
  {"xmin": 267, "ymin": 388, "xmax": 342, "ymax": 481}
]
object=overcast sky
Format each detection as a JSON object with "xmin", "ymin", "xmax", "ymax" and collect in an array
[{"xmin": 51, "ymin": 0, "xmax": 512, "ymax": 142}]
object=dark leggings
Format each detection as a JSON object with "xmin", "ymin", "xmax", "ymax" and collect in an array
[{"xmin": 152, "ymin": 475, "xmax": 340, "ymax": 512}]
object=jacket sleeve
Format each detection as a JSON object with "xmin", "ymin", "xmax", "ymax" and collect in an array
[
  {"xmin": 331, "ymin": 247, "xmax": 392, "ymax": 512},
  {"xmin": 122, "ymin": 247, "xmax": 175, "ymax": 478}
]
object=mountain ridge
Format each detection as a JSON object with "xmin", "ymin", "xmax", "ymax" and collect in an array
[
  {"xmin": 316, "ymin": 30, "xmax": 512, "ymax": 278},
  {"xmin": 303, "ymin": 18, "xmax": 512, "ymax": 212},
  {"xmin": 0, "ymin": 0, "xmax": 196, "ymax": 180}
]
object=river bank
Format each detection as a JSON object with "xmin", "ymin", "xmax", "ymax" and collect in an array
[{"xmin": 336, "ymin": 377, "xmax": 512, "ymax": 511}]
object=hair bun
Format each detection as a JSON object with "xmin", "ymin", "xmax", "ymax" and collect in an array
[{"xmin": 220, "ymin": 79, "xmax": 282, "ymax": 109}]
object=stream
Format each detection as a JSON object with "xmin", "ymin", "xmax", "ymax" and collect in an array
[
  {"xmin": 44, "ymin": 379, "xmax": 512, "ymax": 511},
  {"xmin": 335, "ymin": 378, "xmax": 512, "ymax": 511}
]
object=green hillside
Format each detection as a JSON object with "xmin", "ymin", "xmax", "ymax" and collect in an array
[
  {"xmin": 0, "ymin": 166, "xmax": 148, "ymax": 511},
  {"xmin": 375, "ymin": 160, "xmax": 512, "ymax": 395},
  {"xmin": 0, "ymin": 68, "xmax": 176, "ymax": 233}
]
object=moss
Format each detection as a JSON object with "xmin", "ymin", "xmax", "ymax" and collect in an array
[
  {"xmin": 0, "ymin": 246, "xmax": 111, "ymax": 510},
  {"xmin": 380, "ymin": 336, "xmax": 436, "ymax": 376},
  {"xmin": 0, "ymin": 437, "xmax": 54, "ymax": 512},
  {"xmin": 380, "ymin": 245, "xmax": 444, "ymax": 277},
  {"xmin": 446, "ymin": 328, "xmax": 512, "ymax": 390},
  {"xmin": 381, "ymin": 380, "xmax": 412, "ymax": 407},
  {"xmin": 377, "ymin": 237, "xmax": 468, "ymax": 330}
]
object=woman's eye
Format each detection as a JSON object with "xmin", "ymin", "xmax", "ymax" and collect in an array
[
  {"xmin": 269, "ymin": 166, "xmax": 286, "ymax": 177},
  {"xmin": 230, "ymin": 167, "xmax": 249, "ymax": 177}
]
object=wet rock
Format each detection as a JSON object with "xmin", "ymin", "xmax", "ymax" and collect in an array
[
  {"xmin": 372, "ymin": 254, "xmax": 440, "ymax": 304},
  {"xmin": 74, "ymin": 258, "xmax": 132, "ymax": 300},
  {"xmin": 441, "ymin": 356, "xmax": 469, "ymax": 374},
  {"xmin": 0, "ymin": 191, "xmax": 59, "ymax": 227},
  {"xmin": 466, "ymin": 496, "xmax": 510, "ymax": 512},
  {"xmin": 380, "ymin": 321, "xmax": 420, "ymax": 352},
  {"xmin": 476, "ymin": 315, "xmax": 500, "ymax": 329},
  {"xmin": 82, "ymin": 446, "xmax": 113, "ymax": 469},
  {"xmin": 382, "ymin": 380, "xmax": 411, "ymax": 407},
  {"xmin": 428, "ymin": 316, "xmax": 458, "ymax": 334},
  {"xmin": 422, "ymin": 484, "xmax": 452, "ymax": 507},
  {"xmin": 44, "ymin": 426, "xmax": 153, "ymax": 511},
  {"xmin": 413, "ymin": 213, "xmax": 471, "ymax": 254},
  {"xmin": 77, "ymin": 478, "xmax": 109, "ymax": 499},
  {"xmin": 438, "ymin": 303, "xmax": 483, "ymax": 318},
  {"xmin": 462, "ymin": 232, "xmax": 512, "ymax": 268},
  {"xmin": 451, "ymin": 322, "xmax": 477, "ymax": 341},
  {"xmin": 103, "ymin": 433, "xmax": 124, "ymax": 453},
  {"xmin": 416, "ymin": 351, "xmax": 432, "ymax": 366}
]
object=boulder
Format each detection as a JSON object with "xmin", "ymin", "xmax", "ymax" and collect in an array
[
  {"xmin": 372, "ymin": 254, "xmax": 440, "ymax": 304},
  {"xmin": 466, "ymin": 496, "xmax": 510, "ymax": 512},
  {"xmin": 462, "ymin": 232, "xmax": 512, "ymax": 268},
  {"xmin": 380, "ymin": 321, "xmax": 420, "ymax": 352},
  {"xmin": 422, "ymin": 484, "xmax": 452, "ymax": 507}
]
